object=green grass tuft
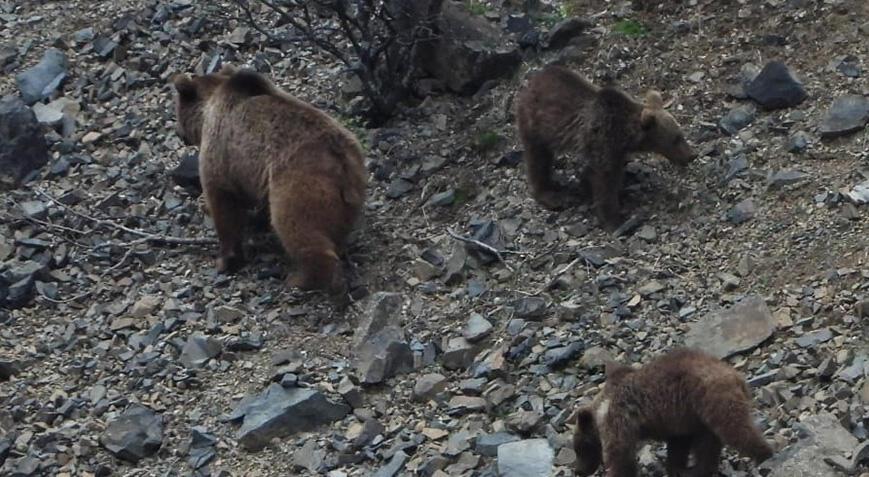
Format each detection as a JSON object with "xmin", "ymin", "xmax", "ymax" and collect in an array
[
  {"xmin": 613, "ymin": 18, "xmax": 647, "ymax": 37},
  {"xmin": 474, "ymin": 130, "xmax": 502, "ymax": 152},
  {"xmin": 466, "ymin": 0, "xmax": 489, "ymax": 15}
]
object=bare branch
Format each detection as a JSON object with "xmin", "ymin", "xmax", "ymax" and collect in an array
[{"xmin": 446, "ymin": 228, "xmax": 515, "ymax": 272}]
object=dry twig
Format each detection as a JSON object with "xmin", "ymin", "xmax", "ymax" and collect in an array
[{"xmin": 446, "ymin": 228, "xmax": 515, "ymax": 272}]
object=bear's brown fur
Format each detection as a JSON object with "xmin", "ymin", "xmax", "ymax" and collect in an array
[
  {"xmin": 573, "ymin": 348, "xmax": 773, "ymax": 477},
  {"xmin": 171, "ymin": 65, "xmax": 367, "ymax": 306},
  {"xmin": 516, "ymin": 65, "xmax": 696, "ymax": 228}
]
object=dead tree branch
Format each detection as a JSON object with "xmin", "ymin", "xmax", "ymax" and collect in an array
[
  {"xmin": 446, "ymin": 227, "xmax": 515, "ymax": 272},
  {"xmin": 231, "ymin": 0, "xmax": 442, "ymax": 125}
]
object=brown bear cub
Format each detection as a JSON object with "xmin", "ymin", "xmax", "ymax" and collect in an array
[
  {"xmin": 516, "ymin": 65, "xmax": 696, "ymax": 229},
  {"xmin": 171, "ymin": 65, "xmax": 367, "ymax": 306},
  {"xmin": 573, "ymin": 348, "xmax": 773, "ymax": 477}
]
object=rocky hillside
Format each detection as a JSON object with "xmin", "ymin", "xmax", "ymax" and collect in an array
[{"xmin": 1, "ymin": 0, "xmax": 868, "ymax": 476}]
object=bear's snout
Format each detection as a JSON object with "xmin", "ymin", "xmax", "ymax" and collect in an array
[{"xmin": 670, "ymin": 142, "xmax": 697, "ymax": 167}]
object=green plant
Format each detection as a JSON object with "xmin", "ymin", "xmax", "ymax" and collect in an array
[
  {"xmin": 339, "ymin": 116, "xmax": 370, "ymax": 153},
  {"xmin": 474, "ymin": 130, "xmax": 502, "ymax": 152},
  {"xmin": 453, "ymin": 187, "xmax": 474, "ymax": 207},
  {"xmin": 613, "ymin": 18, "xmax": 647, "ymax": 37},
  {"xmin": 466, "ymin": 0, "xmax": 488, "ymax": 15}
]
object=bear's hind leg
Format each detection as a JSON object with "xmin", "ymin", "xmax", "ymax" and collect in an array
[
  {"xmin": 204, "ymin": 188, "xmax": 246, "ymax": 273},
  {"xmin": 287, "ymin": 245, "xmax": 349, "ymax": 309},
  {"xmin": 686, "ymin": 431, "xmax": 722, "ymax": 477},
  {"xmin": 701, "ymin": 391, "xmax": 773, "ymax": 465},
  {"xmin": 665, "ymin": 436, "xmax": 692, "ymax": 476},
  {"xmin": 523, "ymin": 140, "xmax": 564, "ymax": 209}
]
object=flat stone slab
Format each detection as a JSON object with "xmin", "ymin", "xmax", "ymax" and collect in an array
[
  {"xmin": 497, "ymin": 438, "xmax": 554, "ymax": 477},
  {"xmin": 684, "ymin": 295, "xmax": 775, "ymax": 358},
  {"xmin": 229, "ymin": 383, "xmax": 350, "ymax": 451},
  {"xmin": 819, "ymin": 94, "xmax": 869, "ymax": 138},
  {"xmin": 764, "ymin": 412, "xmax": 859, "ymax": 477}
]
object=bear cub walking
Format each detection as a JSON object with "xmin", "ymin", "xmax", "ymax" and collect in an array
[
  {"xmin": 516, "ymin": 65, "xmax": 696, "ymax": 228},
  {"xmin": 573, "ymin": 348, "xmax": 773, "ymax": 477},
  {"xmin": 171, "ymin": 65, "xmax": 367, "ymax": 305}
]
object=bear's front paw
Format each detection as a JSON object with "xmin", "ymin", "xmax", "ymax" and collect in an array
[
  {"xmin": 216, "ymin": 254, "xmax": 244, "ymax": 274},
  {"xmin": 534, "ymin": 189, "xmax": 568, "ymax": 210}
]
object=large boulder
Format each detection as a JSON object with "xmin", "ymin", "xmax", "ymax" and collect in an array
[
  {"xmin": 0, "ymin": 96, "xmax": 49, "ymax": 189},
  {"xmin": 417, "ymin": 2, "xmax": 521, "ymax": 94},
  {"xmin": 228, "ymin": 383, "xmax": 350, "ymax": 451},
  {"xmin": 15, "ymin": 48, "xmax": 69, "ymax": 105}
]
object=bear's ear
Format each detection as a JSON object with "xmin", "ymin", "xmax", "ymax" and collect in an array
[
  {"xmin": 640, "ymin": 109, "xmax": 657, "ymax": 131},
  {"xmin": 171, "ymin": 74, "xmax": 198, "ymax": 102},
  {"xmin": 644, "ymin": 90, "xmax": 664, "ymax": 109}
]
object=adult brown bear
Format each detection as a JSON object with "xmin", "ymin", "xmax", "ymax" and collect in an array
[{"xmin": 171, "ymin": 65, "xmax": 367, "ymax": 307}]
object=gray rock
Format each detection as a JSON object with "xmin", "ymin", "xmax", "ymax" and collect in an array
[
  {"xmin": 719, "ymin": 104, "xmax": 756, "ymax": 135},
  {"xmin": 18, "ymin": 201, "xmax": 47, "ymax": 220},
  {"xmin": 727, "ymin": 199, "xmax": 756, "ymax": 225},
  {"xmin": 413, "ymin": 373, "xmax": 448, "ymax": 401},
  {"xmin": 0, "ymin": 45, "xmax": 17, "ymax": 66},
  {"xmin": 232, "ymin": 383, "xmax": 349, "ymax": 451},
  {"xmin": 845, "ymin": 180, "xmax": 869, "ymax": 205},
  {"xmin": 497, "ymin": 438, "xmax": 554, "ymax": 477},
  {"xmin": 684, "ymin": 295, "xmax": 775, "ymax": 359},
  {"xmin": 73, "ymin": 27, "xmax": 95, "ymax": 43},
  {"xmin": 794, "ymin": 328, "xmax": 833, "ymax": 348},
  {"xmin": 374, "ymin": 450, "xmax": 408, "ymax": 477},
  {"xmin": 579, "ymin": 346, "xmax": 614, "ymax": 371},
  {"xmin": 441, "ymin": 337, "xmax": 480, "ymax": 370},
  {"xmin": 171, "ymin": 153, "xmax": 201, "ymax": 191},
  {"xmin": 475, "ymin": 432, "xmax": 521, "ymax": 457},
  {"xmin": 2, "ymin": 261, "xmax": 47, "ymax": 284},
  {"xmin": 386, "ymin": 178, "xmax": 414, "ymax": 198},
  {"xmin": 767, "ymin": 170, "xmax": 807, "ymax": 189},
  {"xmin": 818, "ymin": 94, "xmax": 869, "ymax": 138},
  {"xmin": 463, "ymin": 313, "xmax": 493, "ymax": 342},
  {"xmin": 417, "ymin": 2, "xmax": 521, "ymax": 94},
  {"xmin": 544, "ymin": 17, "xmax": 593, "ymax": 50},
  {"xmin": 764, "ymin": 413, "xmax": 859, "ymax": 477},
  {"xmin": 543, "ymin": 341, "xmax": 584, "ymax": 369},
  {"xmin": 100, "ymin": 404, "xmax": 164, "ymax": 463},
  {"xmin": 31, "ymin": 101, "xmax": 63, "ymax": 126},
  {"xmin": 15, "ymin": 48, "xmax": 69, "ymax": 105},
  {"xmin": 786, "ymin": 131, "xmax": 811, "ymax": 153},
  {"xmin": 0, "ymin": 360, "xmax": 19, "ymax": 381},
  {"xmin": 179, "ymin": 333, "xmax": 222, "ymax": 369},
  {"xmin": 187, "ymin": 427, "xmax": 216, "ymax": 470},
  {"xmin": 510, "ymin": 296, "xmax": 547, "ymax": 319},
  {"xmin": 337, "ymin": 377, "xmax": 363, "ymax": 408},
  {"xmin": 427, "ymin": 189, "xmax": 455, "ymax": 207},
  {"xmin": 353, "ymin": 292, "xmax": 403, "ymax": 348},
  {"xmin": 354, "ymin": 326, "xmax": 413, "ymax": 384},
  {"xmin": 745, "ymin": 61, "xmax": 807, "ymax": 110},
  {"xmin": 838, "ymin": 355, "xmax": 866, "ymax": 383},
  {"xmin": 0, "ymin": 96, "xmax": 49, "ymax": 189},
  {"xmin": 347, "ymin": 418, "xmax": 384, "ymax": 449},
  {"xmin": 448, "ymin": 395, "xmax": 487, "ymax": 415},
  {"xmin": 292, "ymin": 439, "xmax": 324, "ymax": 473},
  {"xmin": 0, "ymin": 436, "xmax": 10, "ymax": 465}
]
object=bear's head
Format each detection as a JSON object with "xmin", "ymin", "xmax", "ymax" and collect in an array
[
  {"xmin": 573, "ymin": 405, "xmax": 603, "ymax": 476},
  {"xmin": 573, "ymin": 361, "xmax": 636, "ymax": 475},
  {"xmin": 639, "ymin": 91, "xmax": 696, "ymax": 166},
  {"xmin": 170, "ymin": 65, "xmax": 239, "ymax": 146}
]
